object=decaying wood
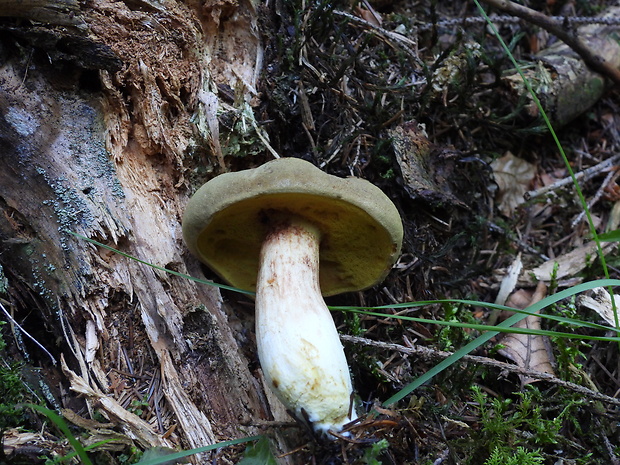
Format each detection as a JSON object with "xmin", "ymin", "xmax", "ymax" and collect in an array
[
  {"xmin": 0, "ymin": 1, "xmax": 296, "ymax": 463},
  {"xmin": 482, "ymin": 0, "xmax": 620, "ymax": 85},
  {"xmin": 389, "ymin": 121, "xmax": 464, "ymax": 206},
  {"xmin": 501, "ymin": 6, "xmax": 620, "ymax": 127},
  {"xmin": 0, "ymin": 0, "xmax": 81, "ymax": 26}
]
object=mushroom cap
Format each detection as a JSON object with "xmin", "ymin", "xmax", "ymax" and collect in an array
[{"xmin": 182, "ymin": 157, "xmax": 403, "ymax": 296}]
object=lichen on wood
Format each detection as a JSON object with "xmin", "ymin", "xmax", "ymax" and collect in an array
[{"xmin": 0, "ymin": 1, "xmax": 286, "ymax": 463}]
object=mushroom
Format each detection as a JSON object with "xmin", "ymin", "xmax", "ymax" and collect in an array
[{"xmin": 182, "ymin": 158, "xmax": 403, "ymax": 437}]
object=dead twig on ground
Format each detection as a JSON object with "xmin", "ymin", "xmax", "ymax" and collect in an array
[
  {"xmin": 525, "ymin": 153, "xmax": 620, "ymax": 201},
  {"xmin": 342, "ymin": 334, "xmax": 620, "ymax": 409},
  {"xmin": 485, "ymin": 221, "xmax": 550, "ymax": 261},
  {"xmin": 332, "ymin": 10, "xmax": 422, "ymax": 68},
  {"xmin": 479, "ymin": 0, "xmax": 620, "ymax": 86},
  {"xmin": 571, "ymin": 168, "xmax": 620, "ymax": 227},
  {"xmin": 417, "ymin": 14, "xmax": 620, "ymax": 32}
]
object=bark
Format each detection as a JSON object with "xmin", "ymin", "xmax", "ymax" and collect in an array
[
  {"xmin": 502, "ymin": 6, "xmax": 620, "ymax": 127},
  {"xmin": 0, "ymin": 1, "xmax": 294, "ymax": 463}
]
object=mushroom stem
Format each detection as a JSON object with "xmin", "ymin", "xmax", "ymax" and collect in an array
[{"xmin": 255, "ymin": 216, "xmax": 357, "ymax": 436}]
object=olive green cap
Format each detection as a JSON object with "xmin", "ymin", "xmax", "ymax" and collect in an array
[{"xmin": 182, "ymin": 157, "xmax": 403, "ymax": 296}]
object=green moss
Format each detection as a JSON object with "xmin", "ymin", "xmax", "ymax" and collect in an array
[
  {"xmin": 458, "ymin": 385, "xmax": 594, "ymax": 464},
  {"xmin": 361, "ymin": 439, "xmax": 390, "ymax": 465},
  {"xmin": 484, "ymin": 446, "xmax": 544, "ymax": 465},
  {"xmin": 0, "ymin": 328, "xmax": 30, "ymax": 430}
]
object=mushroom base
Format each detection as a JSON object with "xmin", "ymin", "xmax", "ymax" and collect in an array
[{"xmin": 255, "ymin": 216, "xmax": 357, "ymax": 437}]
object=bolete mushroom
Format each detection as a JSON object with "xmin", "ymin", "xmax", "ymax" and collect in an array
[{"xmin": 182, "ymin": 157, "xmax": 403, "ymax": 437}]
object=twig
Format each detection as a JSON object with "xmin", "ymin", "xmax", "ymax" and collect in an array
[
  {"xmin": 525, "ymin": 153, "xmax": 620, "ymax": 200},
  {"xmin": 479, "ymin": 0, "xmax": 620, "ymax": 86},
  {"xmin": 572, "ymin": 168, "xmax": 620, "ymax": 227},
  {"xmin": 485, "ymin": 221, "xmax": 550, "ymax": 261},
  {"xmin": 250, "ymin": 116, "xmax": 281, "ymax": 159},
  {"xmin": 601, "ymin": 427, "xmax": 620, "ymax": 465},
  {"xmin": 417, "ymin": 14, "xmax": 620, "ymax": 32},
  {"xmin": 341, "ymin": 334, "xmax": 620, "ymax": 408},
  {"xmin": 332, "ymin": 10, "xmax": 422, "ymax": 67}
]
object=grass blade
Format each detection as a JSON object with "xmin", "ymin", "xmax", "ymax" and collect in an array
[
  {"xmin": 382, "ymin": 279, "xmax": 620, "ymax": 406},
  {"xmin": 334, "ymin": 296, "xmax": 618, "ymax": 335},
  {"xmin": 67, "ymin": 231, "xmax": 254, "ymax": 296},
  {"xmin": 24, "ymin": 404, "xmax": 94, "ymax": 465},
  {"xmin": 472, "ymin": 0, "xmax": 619, "ymax": 338},
  {"xmin": 135, "ymin": 436, "xmax": 263, "ymax": 465}
]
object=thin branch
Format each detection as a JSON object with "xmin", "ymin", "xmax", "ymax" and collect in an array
[
  {"xmin": 0, "ymin": 300, "xmax": 57, "ymax": 366},
  {"xmin": 418, "ymin": 14, "xmax": 620, "ymax": 31},
  {"xmin": 525, "ymin": 153, "xmax": 620, "ymax": 200},
  {"xmin": 341, "ymin": 334, "xmax": 620, "ymax": 408},
  {"xmin": 571, "ymin": 168, "xmax": 620, "ymax": 227},
  {"xmin": 479, "ymin": 0, "xmax": 620, "ymax": 86},
  {"xmin": 332, "ymin": 10, "xmax": 422, "ymax": 67}
]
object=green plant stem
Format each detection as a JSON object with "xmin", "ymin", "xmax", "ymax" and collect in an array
[
  {"xmin": 135, "ymin": 436, "xmax": 263, "ymax": 465},
  {"xmin": 334, "ymin": 295, "xmax": 619, "ymax": 335},
  {"xmin": 338, "ymin": 307, "xmax": 619, "ymax": 342}
]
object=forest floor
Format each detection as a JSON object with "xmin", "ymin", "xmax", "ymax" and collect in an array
[
  {"xmin": 250, "ymin": 0, "xmax": 620, "ymax": 463},
  {"xmin": 3, "ymin": 0, "xmax": 620, "ymax": 464}
]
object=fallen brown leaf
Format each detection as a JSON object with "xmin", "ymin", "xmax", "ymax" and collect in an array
[
  {"xmin": 491, "ymin": 151, "xmax": 537, "ymax": 216},
  {"xmin": 521, "ymin": 241, "xmax": 618, "ymax": 285},
  {"xmin": 498, "ymin": 282, "xmax": 555, "ymax": 385}
]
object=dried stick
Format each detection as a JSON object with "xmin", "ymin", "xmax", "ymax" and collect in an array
[
  {"xmin": 571, "ymin": 168, "xmax": 620, "ymax": 227},
  {"xmin": 418, "ymin": 14, "xmax": 620, "ymax": 31},
  {"xmin": 341, "ymin": 334, "xmax": 620, "ymax": 408},
  {"xmin": 479, "ymin": 0, "xmax": 620, "ymax": 86},
  {"xmin": 332, "ymin": 10, "xmax": 422, "ymax": 67},
  {"xmin": 525, "ymin": 153, "xmax": 620, "ymax": 200}
]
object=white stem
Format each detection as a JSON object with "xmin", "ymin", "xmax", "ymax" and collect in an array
[{"xmin": 255, "ymin": 216, "xmax": 357, "ymax": 436}]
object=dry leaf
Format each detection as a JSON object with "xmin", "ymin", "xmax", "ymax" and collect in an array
[
  {"xmin": 355, "ymin": 2, "xmax": 382, "ymax": 27},
  {"xmin": 498, "ymin": 282, "xmax": 555, "ymax": 385},
  {"xmin": 577, "ymin": 287, "xmax": 620, "ymax": 327},
  {"xmin": 489, "ymin": 254, "xmax": 522, "ymax": 326},
  {"xmin": 491, "ymin": 151, "xmax": 537, "ymax": 216},
  {"xmin": 495, "ymin": 254, "xmax": 523, "ymax": 307},
  {"xmin": 521, "ymin": 241, "xmax": 618, "ymax": 285}
]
